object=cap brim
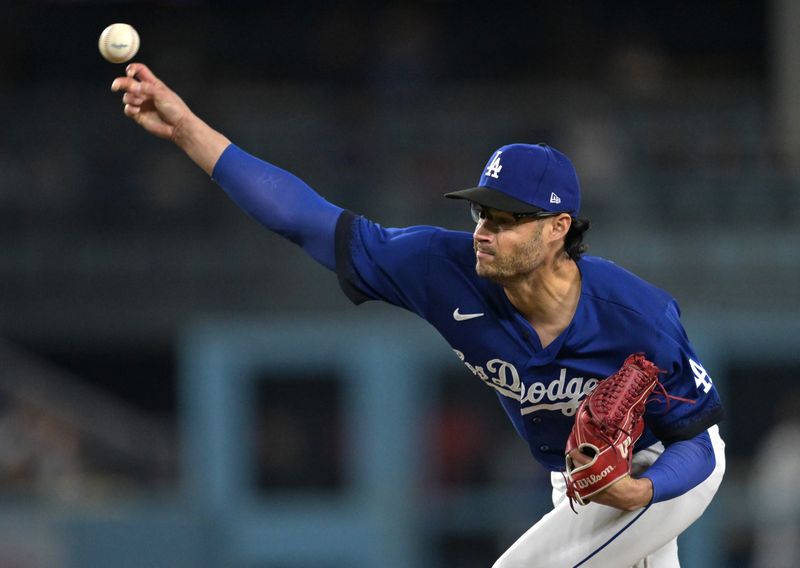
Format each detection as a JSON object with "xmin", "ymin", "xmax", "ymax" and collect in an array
[{"xmin": 443, "ymin": 186, "xmax": 545, "ymax": 214}]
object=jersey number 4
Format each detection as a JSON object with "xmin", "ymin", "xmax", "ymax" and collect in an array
[{"xmin": 689, "ymin": 359, "xmax": 713, "ymax": 393}]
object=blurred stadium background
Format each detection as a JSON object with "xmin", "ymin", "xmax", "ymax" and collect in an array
[{"xmin": 1, "ymin": 1, "xmax": 798, "ymax": 566}]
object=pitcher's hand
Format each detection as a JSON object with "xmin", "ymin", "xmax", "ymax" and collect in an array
[
  {"xmin": 111, "ymin": 63, "xmax": 191, "ymax": 141},
  {"xmin": 110, "ymin": 63, "xmax": 230, "ymax": 175}
]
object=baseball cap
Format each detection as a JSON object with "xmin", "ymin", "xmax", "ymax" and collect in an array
[{"xmin": 444, "ymin": 143, "xmax": 581, "ymax": 215}]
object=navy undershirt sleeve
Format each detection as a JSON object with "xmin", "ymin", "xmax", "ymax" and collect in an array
[
  {"xmin": 210, "ymin": 144, "xmax": 343, "ymax": 270},
  {"xmin": 640, "ymin": 430, "xmax": 715, "ymax": 503}
]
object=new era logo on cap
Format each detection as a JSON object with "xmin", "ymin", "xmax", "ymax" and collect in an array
[{"xmin": 444, "ymin": 143, "xmax": 581, "ymax": 215}]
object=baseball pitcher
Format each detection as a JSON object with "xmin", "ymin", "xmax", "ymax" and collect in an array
[{"xmin": 111, "ymin": 64, "xmax": 725, "ymax": 568}]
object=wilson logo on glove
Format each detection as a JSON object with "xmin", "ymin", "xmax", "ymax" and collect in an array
[{"xmin": 574, "ymin": 465, "xmax": 615, "ymax": 489}]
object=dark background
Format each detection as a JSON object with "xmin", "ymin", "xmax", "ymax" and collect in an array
[{"xmin": 1, "ymin": 2, "xmax": 796, "ymax": 566}]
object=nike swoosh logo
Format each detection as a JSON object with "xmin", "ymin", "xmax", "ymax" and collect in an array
[{"xmin": 453, "ymin": 308, "xmax": 485, "ymax": 321}]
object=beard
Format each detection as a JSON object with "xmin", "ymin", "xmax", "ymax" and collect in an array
[{"xmin": 474, "ymin": 226, "xmax": 544, "ymax": 285}]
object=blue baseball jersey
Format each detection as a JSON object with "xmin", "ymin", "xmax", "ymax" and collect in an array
[{"xmin": 335, "ymin": 212, "xmax": 723, "ymax": 472}]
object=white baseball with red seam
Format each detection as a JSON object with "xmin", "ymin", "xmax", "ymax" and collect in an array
[{"xmin": 98, "ymin": 23, "xmax": 140, "ymax": 64}]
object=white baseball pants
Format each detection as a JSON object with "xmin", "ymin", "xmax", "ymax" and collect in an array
[{"xmin": 493, "ymin": 425, "xmax": 725, "ymax": 568}]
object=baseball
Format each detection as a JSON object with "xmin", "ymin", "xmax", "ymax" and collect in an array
[{"xmin": 98, "ymin": 23, "xmax": 140, "ymax": 64}]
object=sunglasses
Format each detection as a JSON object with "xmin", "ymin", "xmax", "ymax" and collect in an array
[{"xmin": 470, "ymin": 202, "xmax": 561, "ymax": 229}]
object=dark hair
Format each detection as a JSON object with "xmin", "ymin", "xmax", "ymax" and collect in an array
[{"xmin": 564, "ymin": 217, "xmax": 590, "ymax": 260}]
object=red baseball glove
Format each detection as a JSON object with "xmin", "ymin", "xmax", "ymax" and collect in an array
[{"xmin": 564, "ymin": 353, "xmax": 663, "ymax": 507}]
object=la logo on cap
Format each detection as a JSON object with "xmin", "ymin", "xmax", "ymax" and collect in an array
[{"xmin": 485, "ymin": 151, "xmax": 503, "ymax": 179}]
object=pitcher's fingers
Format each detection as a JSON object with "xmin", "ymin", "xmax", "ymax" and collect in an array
[
  {"xmin": 111, "ymin": 77, "xmax": 158, "ymax": 98},
  {"xmin": 111, "ymin": 77, "xmax": 139, "ymax": 93},
  {"xmin": 126, "ymin": 63, "xmax": 158, "ymax": 83},
  {"xmin": 123, "ymin": 104, "xmax": 141, "ymax": 117},
  {"xmin": 122, "ymin": 92, "xmax": 146, "ymax": 106}
]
